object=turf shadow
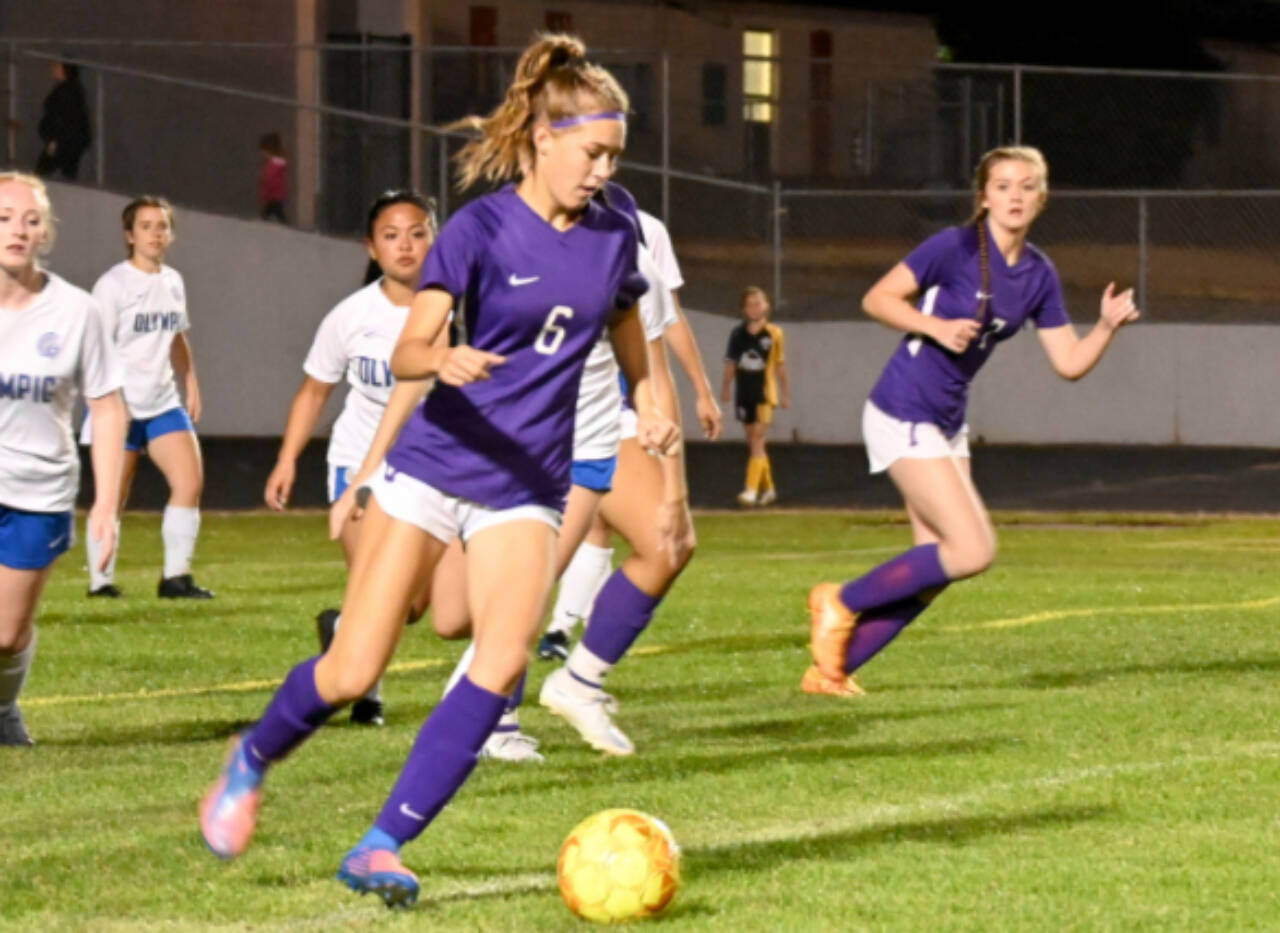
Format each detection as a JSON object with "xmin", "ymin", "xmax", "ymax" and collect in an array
[
  {"xmin": 685, "ymin": 804, "xmax": 1113, "ymax": 875},
  {"xmin": 37, "ymin": 716, "xmax": 256, "ymax": 748},
  {"xmin": 989, "ymin": 655, "xmax": 1280, "ymax": 690},
  {"xmin": 674, "ymin": 700, "xmax": 1016, "ymax": 741}
]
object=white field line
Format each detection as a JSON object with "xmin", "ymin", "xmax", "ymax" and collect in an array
[{"xmin": 942, "ymin": 593, "xmax": 1280, "ymax": 632}]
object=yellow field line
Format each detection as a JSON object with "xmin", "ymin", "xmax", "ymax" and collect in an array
[
  {"xmin": 24, "ymin": 657, "xmax": 449, "ymax": 708},
  {"xmin": 943, "ymin": 593, "xmax": 1280, "ymax": 632}
]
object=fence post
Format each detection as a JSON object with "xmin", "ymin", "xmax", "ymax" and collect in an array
[
  {"xmin": 437, "ymin": 132, "xmax": 449, "ymax": 218},
  {"xmin": 772, "ymin": 179, "xmax": 783, "ymax": 311},
  {"xmin": 661, "ymin": 49, "xmax": 670, "ymax": 226},
  {"xmin": 1137, "ymin": 194, "xmax": 1148, "ymax": 315},
  {"xmin": 1012, "ymin": 64, "xmax": 1022, "ymax": 144},
  {"xmin": 864, "ymin": 80, "xmax": 873, "ymax": 176},
  {"xmin": 95, "ymin": 68, "xmax": 105, "ymax": 187},
  {"xmin": 960, "ymin": 75, "xmax": 972, "ymax": 180},
  {"xmin": 6, "ymin": 41, "xmax": 17, "ymax": 164}
]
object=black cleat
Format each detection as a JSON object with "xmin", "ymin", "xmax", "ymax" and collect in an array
[
  {"xmin": 536, "ymin": 630, "xmax": 571, "ymax": 661},
  {"xmin": 88, "ymin": 584, "xmax": 123, "ymax": 598},
  {"xmin": 157, "ymin": 574, "xmax": 215, "ymax": 599},
  {"xmin": 315, "ymin": 608, "xmax": 340, "ymax": 653},
  {"xmin": 0, "ymin": 704, "xmax": 34, "ymax": 747},
  {"xmin": 350, "ymin": 698, "xmax": 385, "ymax": 727}
]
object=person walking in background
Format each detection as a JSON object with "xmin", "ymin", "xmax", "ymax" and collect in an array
[
  {"xmin": 257, "ymin": 133, "xmax": 288, "ymax": 223},
  {"xmin": 722, "ymin": 285, "xmax": 789, "ymax": 506},
  {"xmin": 34, "ymin": 62, "xmax": 92, "ymax": 181}
]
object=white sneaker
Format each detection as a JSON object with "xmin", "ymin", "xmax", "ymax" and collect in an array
[
  {"xmin": 539, "ymin": 668, "xmax": 635, "ymax": 756},
  {"xmin": 758, "ymin": 488, "xmax": 777, "ymax": 506},
  {"xmin": 737, "ymin": 489, "xmax": 758, "ymax": 507},
  {"xmin": 480, "ymin": 729, "xmax": 545, "ymax": 763}
]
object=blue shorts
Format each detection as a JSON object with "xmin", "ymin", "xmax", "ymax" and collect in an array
[
  {"xmin": 327, "ymin": 465, "xmax": 352, "ymax": 504},
  {"xmin": 126, "ymin": 407, "xmax": 195, "ymax": 452},
  {"xmin": 571, "ymin": 456, "xmax": 618, "ymax": 493},
  {"xmin": 0, "ymin": 505, "xmax": 73, "ymax": 570}
]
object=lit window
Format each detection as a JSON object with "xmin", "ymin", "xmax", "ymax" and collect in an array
[{"xmin": 743, "ymin": 29, "xmax": 775, "ymax": 124}]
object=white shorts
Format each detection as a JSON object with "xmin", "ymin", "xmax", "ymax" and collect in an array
[
  {"xmin": 862, "ymin": 400, "xmax": 970, "ymax": 474},
  {"xmin": 619, "ymin": 407, "xmax": 638, "ymax": 441},
  {"xmin": 366, "ymin": 463, "xmax": 561, "ymax": 545}
]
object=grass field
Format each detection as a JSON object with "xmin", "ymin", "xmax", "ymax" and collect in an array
[{"xmin": 5, "ymin": 509, "xmax": 1280, "ymax": 931}]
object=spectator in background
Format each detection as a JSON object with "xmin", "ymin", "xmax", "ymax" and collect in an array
[
  {"xmin": 34, "ymin": 62, "xmax": 92, "ymax": 181},
  {"xmin": 258, "ymin": 133, "xmax": 288, "ymax": 223},
  {"xmin": 722, "ymin": 285, "xmax": 789, "ymax": 506}
]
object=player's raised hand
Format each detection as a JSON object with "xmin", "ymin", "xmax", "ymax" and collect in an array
[
  {"xmin": 264, "ymin": 460, "xmax": 295, "ymax": 511},
  {"xmin": 929, "ymin": 318, "xmax": 982, "ymax": 354},
  {"xmin": 438, "ymin": 346, "xmax": 506, "ymax": 386},
  {"xmin": 1099, "ymin": 282, "xmax": 1140, "ymax": 331},
  {"xmin": 637, "ymin": 412, "xmax": 681, "ymax": 456}
]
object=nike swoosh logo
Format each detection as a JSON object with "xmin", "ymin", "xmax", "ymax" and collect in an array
[
  {"xmin": 508, "ymin": 274, "xmax": 540, "ymax": 286},
  {"xmin": 399, "ymin": 802, "xmax": 427, "ymax": 821},
  {"xmin": 48, "ymin": 533, "xmax": 67, "ymax": 549}
]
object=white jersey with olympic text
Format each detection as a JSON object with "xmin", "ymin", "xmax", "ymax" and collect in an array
[
  {"xmin": 91, "ymin": 260, "xmax": 189, "ymax": 419},
  {"xmin": 572, "ymin": 242, "xmax": 678, "ymax": 461},
  {"xmin": 303, "ymin": 279, "xmax": 409, "ymax": 470},
  {"xmin": 0, "ymin": 273, "xmax": 123, "ymax": 512}
]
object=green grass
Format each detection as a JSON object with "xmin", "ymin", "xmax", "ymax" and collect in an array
[{"xmin": 5, "ymin": 510, "xmax": 1280, "ymax": 931}]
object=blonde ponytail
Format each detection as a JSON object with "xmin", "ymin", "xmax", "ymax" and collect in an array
[{"xmin": 450, "ymin": 33, "xmax": 629, "ymax": 191}]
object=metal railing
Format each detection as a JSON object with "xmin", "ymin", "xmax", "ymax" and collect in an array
[{"xmin": 7, "ymin": 41, "xmax": 1280, "ymax": 323}]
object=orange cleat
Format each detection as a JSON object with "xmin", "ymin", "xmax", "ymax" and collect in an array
[
  {"xmin": 200, "ymin": 734, "xmax": 263, "ymax": 860},
  {"xmin": 807, "ymin": 583, "xmax": 857, "ymax": 681},
  {"xmin": 800, "ymin": 664, "xmax": 867, "ymax": 698}
]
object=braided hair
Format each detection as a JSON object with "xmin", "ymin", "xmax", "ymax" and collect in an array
[{"xmin": 969, "ymin": 145, "xmax": 1048, "ymax": 321}]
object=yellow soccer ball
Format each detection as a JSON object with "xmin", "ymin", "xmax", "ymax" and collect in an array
[{"xmin": 557, "ymin": 808, "xmax": 681, "ymax": 923}]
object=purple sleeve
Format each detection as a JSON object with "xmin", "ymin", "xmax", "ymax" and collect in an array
[
  {"xmin": 612, "ymin": 225, "xmax": 647, "ymax": 309},
  {"xmin": 1032, "ymin": 258, "xmax": 1071, "ymax": 329},
  {"xmin": 903, "ymin": 227, "xmax": 964, "ymax": 291},
  {"xmin": 419, "ymin": 209, "xmax": 481, "ymax": 296}
]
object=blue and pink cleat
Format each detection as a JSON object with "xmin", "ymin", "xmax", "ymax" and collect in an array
[
  {"xmin": 199, "ymin": 734, "xmax": 264, "ymax": 859},
  {"xmin": 337, "ymin": 841, "xmax": 420, "ymax": 908}
]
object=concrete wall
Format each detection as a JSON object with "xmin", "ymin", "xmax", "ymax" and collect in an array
[{"xmin": 46, "ymin": 181, "xmax": 1280, "ymax": 447}]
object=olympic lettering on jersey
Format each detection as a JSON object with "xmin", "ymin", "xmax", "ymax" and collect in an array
[
  {"xmin": 303, "ymin": 279, "xmax": 411, "ymax": 473},
  {"xmin": 91, "ymin": 260, "xmax": 190, "ymax": 420},
  {"xmin": 0, "ymin": 273, "xmax": 124, "ymax": 513}
]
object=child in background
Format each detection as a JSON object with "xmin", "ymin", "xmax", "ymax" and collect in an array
[
  {"xmin": 258, "ymin": 133, "xmax": 288, "ymax": 223},
  {"xmin": 722, "ymin": 286, "xmax": 789, "ymax": 506}
]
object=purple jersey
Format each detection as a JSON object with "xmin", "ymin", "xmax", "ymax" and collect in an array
[
  {"xmin": 868, "ymin": 223, "xmax": 1069, "ymax": 436},
  {"xmin": 387, "ymin": 186, "xmax": 645, "ymax": 510}
]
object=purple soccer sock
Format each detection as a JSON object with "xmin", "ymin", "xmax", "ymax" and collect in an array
[
  {"xmin": 843, "ymin": 597, "xmax": 930, "ymax": 673},
  {"xmin": 373, "ymin": 676, "xmax": 505, "ymax": 845},
  {"xmin": 580, "ymin": 569, "xmax": 661, "ymax": 665},
  {"xmin": 838, "ymin": 543, "xmax": 949, "ymax": 614},
  {"xmin": 242, "ymin": 656, "xmax": 336, "ymax": 771}
]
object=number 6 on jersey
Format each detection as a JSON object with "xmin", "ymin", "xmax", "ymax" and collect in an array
[{"xmin": 535, "ymin": 306, "xmax": 574, "ymax": 356}]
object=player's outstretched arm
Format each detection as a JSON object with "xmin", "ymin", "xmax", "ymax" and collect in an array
[
  {"xmin": 170, "ymin": 333, "xmax": 202, "ymax": 423},
  {"xmin": 265, "ymin": 376, "xmax": 336, "ymax": 510},
  {"xmin": 664, "ymin": 293, "xmax": 722, "ymax": 439},
  {"xmin": 1037, "ymin": 283, "xmax": 1140, "ymax": 382},
  {"xmin": 85, "ymin": 390, "xmax": 127, "ymax": 571}
]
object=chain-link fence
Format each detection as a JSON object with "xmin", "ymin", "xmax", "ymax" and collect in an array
[{"xmin": 5, "ymin": 41, "xmax": 1280, "ymax": 324}]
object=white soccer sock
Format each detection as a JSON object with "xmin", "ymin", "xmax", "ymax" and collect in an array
[
  {"xmin": 444, "ymin": 640, "xmax": 478, "ymax": 699},
  {"xmin": 565, "ymin": 642, "xmax": 613, "ymax": 693},
  {"xmin": 87, "ymin": 519, "xmax": 121, "ymax": 589},
  {"xmin": 548, "ymin": 543, "xmax": 614, "ymax": 636},
  {"xmin": 0, "ymin": 629, "xmax": 37, "ymax": 708},
  {"xmin": 161, "ymin": 505, "xmax": 200, "ymax": 579}
]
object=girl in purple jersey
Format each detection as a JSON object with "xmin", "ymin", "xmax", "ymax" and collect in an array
[
  {"xmin": 803, "ymin": 146, "xmax": 1140, "ymax": 697},
  {"xmin": 199, "ymin": 34, "xmax": 679, "ymax": 908}
]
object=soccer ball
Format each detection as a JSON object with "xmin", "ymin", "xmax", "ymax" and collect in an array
[{"xmin": 557, "ymin": 808, "xmax": 681, "ymax": 923}]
